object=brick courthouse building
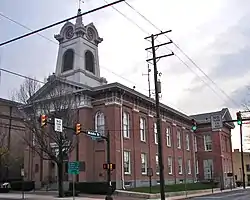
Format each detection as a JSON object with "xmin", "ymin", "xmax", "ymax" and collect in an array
[{"xmin": 23, "ymin": 9, "xmax": 235, "ymax": 189}]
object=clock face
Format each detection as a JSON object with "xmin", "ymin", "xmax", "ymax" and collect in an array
[
  {"xmin": 65, "ymin": 27, "xmax": 74, "ymax": 39},
  {"xmin": 86, "ymin": 28, "xmax": 95, "ymax": 41}
]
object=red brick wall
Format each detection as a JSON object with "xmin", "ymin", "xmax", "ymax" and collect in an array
[
  {"xmin": 194, "ymin": 125, "xmax": 232, "ymax": 184},
  {"xmin": 24, "ymin": 99, "xmax": 233, "ymax": 189}
]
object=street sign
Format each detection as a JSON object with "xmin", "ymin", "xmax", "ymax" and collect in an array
[
  {"xmin": 21, "ymin": 168, "xmax": 25, "ymax": 177},
  {"xmin": 54, "ymin": 118, "xmax": 63, "ymax": 132},
  {"xmin": 147, "ymin": 167, "xmax": 153, "ymax": 177},
  {"xmin": 68, "ymin": 161, "xmax": 80, "ymax": 175},
  {"xmin": 211, "ymin": 115, "xmax": 223, "ymax": 131},
  {"xmin": 87, "ymin": 131, "xmax": 101, "ymax": 138}
]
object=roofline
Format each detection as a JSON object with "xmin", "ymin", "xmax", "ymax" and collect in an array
[
  {"xmin": 91, "ymin": 82, "xmax": 191, "ymax": 121},
  {"xmin": 0, "ymin": 97, "xmax": 23, "ymax": 106}
]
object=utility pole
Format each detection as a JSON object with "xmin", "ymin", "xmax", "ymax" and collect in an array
[
  {"xmin": 142, "ymin": 64, "xmax": 152, "ymax": 98},
  {"xmin": 240, "ymin": 123, "xmax": 245, "ymax": 189},
  {"xmin": 145, "ymin": 30, "xmax": 174, "ymax": 200}
]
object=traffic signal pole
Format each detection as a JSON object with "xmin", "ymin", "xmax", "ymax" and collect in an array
[
  {"xmin": 145, "ymin": 31, "xmax": 174, "ymax": 200},
  {"xmin": 38, "ymin": 115, "xmax": 113, "ymax": 199},
  {"xmin": 107, "ymin": 131, "xmax": 111, "ymax": 187},
  {"xmin": 106, "ymin": 131, "xmax": 112, "ymax": 200},
  {"xmin": 240, "ymin": 123, "xmax": 245, "ymax": 189}
]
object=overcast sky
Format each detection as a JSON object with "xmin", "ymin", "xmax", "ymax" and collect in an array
[{"xmin": 1, "ymin": 0, "xmax": 250, "ymax": 150}]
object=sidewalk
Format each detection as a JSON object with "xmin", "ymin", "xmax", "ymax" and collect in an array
[
  {"xmin": 160, "ymin": 187, "xmax": 247, "ymax": 200},
  {"xmin": 0, "ymin": 193, "xmax": 104, "ymax": 200},
  {"xmin": 4, "ymin": 187, "xmax": 248, "ymax": 200}
]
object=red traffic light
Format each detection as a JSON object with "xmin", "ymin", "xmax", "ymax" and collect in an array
[
  {"xmin": 103, "ymin": 163, "xmax": 108, "ymax": 170},
  {"xmin": 75, "ymin": 123, "xmax": 81, "ymax": 135},
  {"xmin": 103, "ymin": 163, "xmax": 116, "ymax": 170},
  {"xmin": 40, "ymin": 114, "xmax": 47, "ymax": 127}
]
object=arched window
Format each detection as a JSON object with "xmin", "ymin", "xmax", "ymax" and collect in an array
[
  {"xmin": 85, "ymin": 50, "xmax": 95, "ymax": 74},
  {"xmin": 95, "ymin": 111, "xmax": 105, "ymax": 135},
  {"xmin": 62, "ymin": 49, "xmax": 74, "ymax": 72}
]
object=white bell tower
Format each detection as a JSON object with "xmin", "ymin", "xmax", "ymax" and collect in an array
[{"xmin": 54, "ymin": 9, "xmax": 107, "ymax": 87}]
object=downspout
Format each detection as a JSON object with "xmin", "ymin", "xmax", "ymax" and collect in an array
[{"xmin": 120, "ymin": 91, "xmax": 125, "ymax": 189}]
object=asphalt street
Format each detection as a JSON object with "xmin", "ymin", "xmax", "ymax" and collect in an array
[{"xmin": 189, "ymin": 188, "xmax": 250, "ymax": 200}]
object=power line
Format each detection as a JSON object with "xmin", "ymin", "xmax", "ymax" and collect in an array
[
  {"xmin": 103, "ymin": 0, "xmax": 232, "ymax": 106},
  {"xmin": 0, "ymin": 0, "xmax": 125, "ymax": 47},
  {"xmin": 0, "ymin": 12, "xmax": 148, "ymax": 93},
  {"xmin": 123, "ymin": 0, "xmax": 242, "ymax": 108},
  {"xmin": 0, "ymin": 68, "xmax": 45, "ymax": 84}
]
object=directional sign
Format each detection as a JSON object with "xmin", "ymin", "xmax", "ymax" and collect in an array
[
  {"xmin": 211, "ymin": 115, "xmax": 223, "ymax": 131},
  {"xmin": 68, "ymin": 161, "xmax": 79, "ymax": 175},
  {"xmin": 87, "ymin": 131, "xmax": 101, "ymax": 138},
  {"xmin": 54, "ymin": 118, "xmax": 63, "ymax": 132},
  {"xmin": 21, "ymin": 168, "xmax": 25, "ymax": 177}
]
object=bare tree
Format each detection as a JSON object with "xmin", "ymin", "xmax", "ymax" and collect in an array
[
  {"xmin": 0, "ymin": 127, "xmax": 9, "ymax": 182},
  {"xmin": 13, "ymin": 77, "xmax": 79, "ymax": 197}
]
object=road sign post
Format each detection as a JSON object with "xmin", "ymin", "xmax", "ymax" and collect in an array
[
  {"xmin": 21, "ymin": 168, "xmax": 24, "ymax": 199},
  {"xmin": 54, "ymin": 118, "xmax": 63, "ymax": 132},
  {"xmin": 68, "ymin": 162, "xmax": 80, "ymax": 200},
  {"xmin": 147, "ymin": 168, "xmax": 153, "ymax": 193},
  {"xmin": 211, "ymin": 115, "xmax": 223, "ymax": 131}
]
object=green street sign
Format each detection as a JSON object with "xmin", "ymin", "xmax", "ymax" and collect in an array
[{"xmin": 68, "ymin": 161, "xmax": 80, "ymax": 175}]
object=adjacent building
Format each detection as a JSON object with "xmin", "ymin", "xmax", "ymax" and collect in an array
[
  {"xmin": 191, "ymin": 110, "xmax": 235, "ymax": 188},
  {"xmin": 19, "ymin": 9, "xmax": 235, "ymax": 190},
  {"xmin": 0, "ymin": 98, "xmax": 25, "ymax": 182},
  {"xmin": 232, "ymin": 149, "xmax": 250, "ymax": 186}
]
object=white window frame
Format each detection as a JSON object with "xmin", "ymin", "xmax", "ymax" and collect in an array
[
  {"xmin": 156, "ymin": 155, "xmax": 159, "ymax": 175},
  {"xmin": 186, "ymin": 133, "xmax": 190, "ymax": 150},
  {"xmin": 95, "ymin": 111, "xmax": 105, "ymax": 135},
  {"xmin": 177, "ymin": 130, "xmax": 181, "ymax": 149},
  {"xmin": 196, "ymin": 160, "xmax": 199, "ymax": 174},
  {"xmin": 140, "ymin": 117, "xmax": 146, "ymax": 142},
  {"xmin": 178, "ymin": 157, "xmax": 183, "ymax": 174},
  {"xmin": 203, "ymin": 159, "xmax": 213, "ymax": 180},
  {"xmin": 166, "ymin": 127, "xmax": 171, "ymax": 147},
  {"xmin": 194, "ymin": 136, "xmax": 197, "ymax": 152},
  {"xmin": 141, "ymin": 153, "xmax": 147, "ymax": 175},
  {"xmin": 168, "ymin": 156, "xmax": 173, "ymax": 174},
  {"xmin": 123, "ymin": 112, "xmax": 130, "ymax": 138},
  {"xmin": 124, "ymin": 151, "xmax": 131, "ymax": 174},
  {"xmin": 154, "ymin": 123, "xmax": 158, "ymax": 144},
  {"xmin": 187, "ymin": 159, "xmax": 191, "ymax": 174},
  {"xmin": 204, "ymin": 135, "xmax": 212, "ymax": 151}
]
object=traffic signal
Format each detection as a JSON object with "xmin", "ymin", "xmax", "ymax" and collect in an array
[
  {"xmin": 103, "ymin": 163, "xmax": 108, "ymax": 170},
  {"xmin": 236, "ymin": 112, "xmax": 242, "ymax": 125},
  {"xmin": 109, "ymin": 163, "xmax": 116, "ymax": 171},
  {"xmin": 40, "ymin": 114, "xmax": 47, "ymax": 127},
  {"xmin": 103, "ymin": 163, "xmax": 116, "ymax": 171},
  {"xmin": 75, "ymin": 123, "xmax": 81, "ymax": 135},
  {"xmin": 191, "ymin": 119, "xmax": 197, "ymax": 131}
]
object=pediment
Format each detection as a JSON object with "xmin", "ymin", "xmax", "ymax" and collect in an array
[{"xmin": 29, "ymin": 77, "xmax": 84, "ymax": 103}]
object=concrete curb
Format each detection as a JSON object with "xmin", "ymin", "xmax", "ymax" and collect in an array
[{"xmin": 114, "ymin": 188, "xmax": 240, "ymax": 199}]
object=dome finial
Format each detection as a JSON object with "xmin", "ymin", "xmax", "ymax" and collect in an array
[
  {"xmin": 76, "ymin": 1, "xmax": 83, "ymax": 25},
  {"xmin": 78, "ymin": 0, "xmax": 84, "ymax": 10}
]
